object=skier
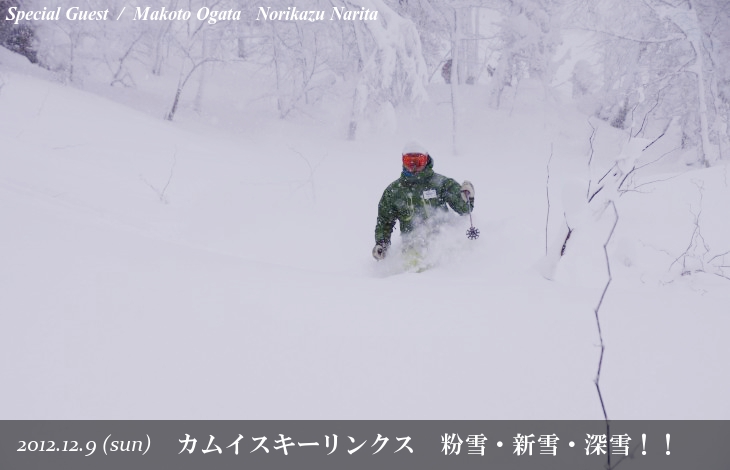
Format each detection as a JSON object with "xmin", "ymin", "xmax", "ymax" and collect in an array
[{"xmin": 372, "ymin": 142, "xmax": 475, "ymax": 260}]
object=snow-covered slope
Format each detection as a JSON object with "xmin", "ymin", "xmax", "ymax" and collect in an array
[{"xmin": 1, "ymin": 49, "xmax": 728, "ymax": 419}]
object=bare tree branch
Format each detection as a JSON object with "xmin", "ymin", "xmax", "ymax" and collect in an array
[
  {"xmin": 160, "ymin": 148, "xmax": 177, "ymax": 203},
  {"xmin": 630, "ymin": 172, "xmax": 689, "ymax": 192},
  {"xmin": 707, "ymin": 251, "xmax": 730, "ymax": 265},
  {"xmin": 593, "ymin": 200, "xmax": 619, "ymax": 469},
  {"xmin": 588, "ymin": 119, "xmax": 597, "ymax": 166},
  {"xmin": 110, "ymin": 32, "xmax": 145, "ymax": 87},
  {"xmin": 166, "ymin": 57, "xmax": 219, "ymax": 121},
  {"xmin": 567, "ymin": 26, "xmax": 685, "ymax": 44},
  {"xmin": 669, "ymin": 181, "xmax": 710, "ymax": 273},
  {"xmin": 545, "ymin": 143, "xmax": 553, "ymax": 255},
  {"xmin": 287, "ymin": 146, "xmax": 325, "ymax": 202},
  {"xmin": 628, "ymin": 101, "xmax": 641, "ymax": 139},
  {"xmin": 640, "ymin": 116, "xmax": 674, "ymax": 150},
  {"xmin": 633, "ymin": 90, "xmax": 664, "ymax": 138},
  {"xmin": 140, "ymin": 148, "xmax": 177, "ymax": 204}
]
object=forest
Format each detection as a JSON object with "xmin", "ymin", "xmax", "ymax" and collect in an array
[{"xmin": 1, "ymin": 0, "xmax": 728, "ymax": 163}]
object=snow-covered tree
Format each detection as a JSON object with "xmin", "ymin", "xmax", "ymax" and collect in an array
[
  {"xmin": 488, "ymin": 0, "xmax": 562, "ymax": 108},
  {"xmin": 347, "ymin": 0, "xmax": 429, "ymax": 139},
  {"xmin": 0, "ymin": 0, "xmax": 37, "ymax": 63},
  {"xmin": 164, "ymin": 0, "xmax": 238, "ymax": 120},
  {"xmin": 566, "ymin": 0, "xmax": 730, "ymax": 166},
  {"xmin": 246, "ymin": 0, "xmax": 342, "ymax": 118}
]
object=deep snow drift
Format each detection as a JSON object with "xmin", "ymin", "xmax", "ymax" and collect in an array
[{"xmin": 1, "ymin": 48, "xmax": 728, "ymax": 419}]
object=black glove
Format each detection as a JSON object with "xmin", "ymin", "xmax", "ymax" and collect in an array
[{"xmin": 372, "ymin": 240, "xmax": 390, "ymax": 260}]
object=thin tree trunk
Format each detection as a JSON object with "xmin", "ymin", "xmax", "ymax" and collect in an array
[
  {"xmin": 166, "ymin": 59, "xmax": 211, "ymax": 121},
  {"xmin": 686, "ymin": 0, "xmax": 716, "ymax": 166},
  {"xmin": 111, "ymin": 33, "xmax": 143, "ymax": 86},
  {"xmin": 167, "ymin": 86, "xmax": 182, "ymax": 121},
  {"xmin": 194, "ymin": 30, "xmax": 209, "ymax": 114},
  {"xmin": 450, "ymin": 9, "xmax": 461, "ymax": 154},
  {"xmin": 153, "ymin": 24, "xmax": 169, "ymax": 75},
  {"xmin": 708, "ymin": 70, "xmax": 725, "ymax": 160},
  {"xmin": 68, "ymin": 33, "xmax": 76, "ymax": 83},
  {"xmin": 270, "ymin": 23, "xmax": 284, "ymax": 118},
  {"xmin": 349, "ymin": 21, "xmax": 369, "ymax": 140}
]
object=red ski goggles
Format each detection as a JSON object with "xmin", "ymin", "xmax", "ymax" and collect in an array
[{"xmin": 402, "ymin": 153, "xmax": 429, "ymax": 172}]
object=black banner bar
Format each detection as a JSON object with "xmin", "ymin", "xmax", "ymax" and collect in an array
[{"xmin": 1, "ymin": 421, "xmax": 727, "ymax": 470}]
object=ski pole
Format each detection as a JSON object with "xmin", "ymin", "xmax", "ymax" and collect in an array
[{"xmin": 462, "ymin": 191, "xmax": 480, "ymax": 240}]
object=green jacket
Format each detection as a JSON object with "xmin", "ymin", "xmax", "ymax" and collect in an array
[{"xmin": 375, "ymin": 156, "xmax": 473, "ymax": 245}]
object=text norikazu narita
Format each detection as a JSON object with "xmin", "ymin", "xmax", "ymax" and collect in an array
[{"xmin": 256, "ymin": 7, "xmax": 379, "ymax": 22}]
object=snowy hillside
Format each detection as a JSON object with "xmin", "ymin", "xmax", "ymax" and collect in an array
[{"xmin": 1, "ymin": 47, "xmax": 728, "ymax": 420}]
